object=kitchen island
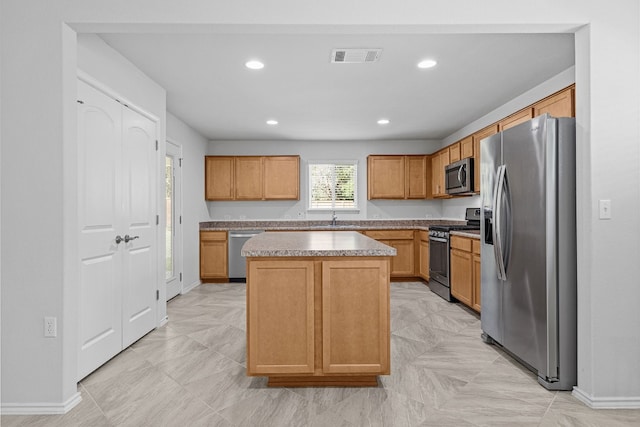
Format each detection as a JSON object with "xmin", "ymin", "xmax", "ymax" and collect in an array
[{"xmin": 242, "ymin": 231, "xmax": 396, "ymax": 387}]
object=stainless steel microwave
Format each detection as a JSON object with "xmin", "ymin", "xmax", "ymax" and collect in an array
[{"xmin": 445, "ymin": 157, "xmax": 474, "ymax": 195}]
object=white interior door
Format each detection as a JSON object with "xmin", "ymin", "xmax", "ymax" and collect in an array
[
  {"xmin": 77, "ymin": 79, "xmax": 158, "ymax": 379},
  {"xmin": 77, "ymin": 80, "xmax": 124, "ymax": 379},
  {"xmin": 121, "ymin": 107, "xmax": 158, "ymax": 347},
  {"xmin": 165, "ymin": 140, "xmax": 182, "ymax": 300}
]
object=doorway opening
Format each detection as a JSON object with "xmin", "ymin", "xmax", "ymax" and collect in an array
[{"xmin": 166, "ymin": 140, "xmax": 183, "ymax": 300}]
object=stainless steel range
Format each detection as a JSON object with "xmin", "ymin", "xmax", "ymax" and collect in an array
[{"xmin": 428, "ymin": 208, "xmax": 481, "ymax": 301}]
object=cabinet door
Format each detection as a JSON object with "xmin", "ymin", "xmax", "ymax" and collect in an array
[
  {"xmin": 533, "ymin": 87, "xmax": 575, "ymax": 118},
  {"xmin": 322, "ymin": 260, "xmax": 390, "ymax": 374},
  {"xmin": 499, "ymin": 108, "xmax": 533, "ymax": 131},
  {"xmin": 450, "ymin": 248, "xmax": 473, "ymax": 307},
  {"xmin": 473, "ymin": 124, "xmax": 498, "ymax": 193},
  {"xmin": 368, "ymin": 156, "xmax": 405, "ymax": 199},
  {"xmin": 449, "ymin": 142, "xmax": 461, "ymax": 163},
  {"xmin": 247, "ymin": 260, "xmax": 315, "ymax": 375},
  {"xmin": 235, "ymin": 157, "xmax": 263, "ymax": 200},
  {"xmin": 472, "ymin": 253, "xmax": 481, "ymax": 312},
  {"xmin": 200, "ymin": 231, "xmax": 228, "ymax": 279},
  {"xmin": 406, "ymin": 155, "xmax": 427, "ymax": 199},
  {"xmin": 388, "ymin": 239, "xmax": 415, "ymax": 277},
  {"xmin": 460, "ymin": 136, "xmax": 474, "ymax": 159},
  {"xmin": 418, "ymin": 233, "xmax": 430, "ymax": 280},
  {"xmin": 430, "ymin": 154, "xmax": 441, "ymax": 197},
  {"xmin": 205, "ymin": 156, "xmax": 234, "ymax": 200},
  {"xmin": 263, "ymin": 156, "xmax": 300, "ymax": 200}
]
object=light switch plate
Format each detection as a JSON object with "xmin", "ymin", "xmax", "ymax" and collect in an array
[{"xmin": 599, "ymin": 199, "xmax": 611, "ymax": 219}]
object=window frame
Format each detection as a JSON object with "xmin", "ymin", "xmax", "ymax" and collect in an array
[{"xmin": 307, "ymin": 160, "xmax": 359, "ymax": 212}]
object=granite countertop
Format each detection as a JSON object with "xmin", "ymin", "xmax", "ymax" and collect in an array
[
  {"xmin": 200, "ymin": 219, "xmax": 466, "ymax": 232},
  {"xmin": 451, "ymin": 230, "xmax": 481, "ymax": 239},
  {"xmin": 241, "ymin": 231, "xmax": 397, "ymax": 257}
]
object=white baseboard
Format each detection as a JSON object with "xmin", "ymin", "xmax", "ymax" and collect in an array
[
  {"xmin": 182, "ymin": 280, "xmax": 201, "ymax": 294},
  {"xmin": 573, "ymin": 387, "xmax": 640, "ymax": 409},
  {"xmin": 1, "ymin": 391, "xmax": 82, "ymax": 415},
  {"xmin": 159, "ymin": 315, "xmax": 169, "ymax": 327}
]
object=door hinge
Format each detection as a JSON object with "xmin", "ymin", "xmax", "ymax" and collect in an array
[
  {"xmin": 155, "ymin": 140, "xmax": 158, "ymax": 151},
  {"xmin": 77, "ymin": 99, "xmax": 84, "ymax": 104},
  {"xmin": 156, "ymin": 290, "xmax": 160, "ymax": 300},
  {"xmin": 179, "ymin": 272, "xmax": 183, "ymax": 282},
  {"xmin": 179, "ymin": 158, "xmax": 183, "ymax": 167},
  {"xmin": 156, "ymin": 214, "xmax": 159, "ymax": 225},
  {"xmin": 179, "ymin": 215, "xmax": 182, "ymax": 225}
]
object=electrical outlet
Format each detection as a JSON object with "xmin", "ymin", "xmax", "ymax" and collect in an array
[{"xmin": 44, "ymin": 317, "xmax": 57, "ymax": 337}]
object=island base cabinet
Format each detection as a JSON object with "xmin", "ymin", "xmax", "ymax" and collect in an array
[
  {"xmin": 247, "ymin": 260, "xmax": 315, "ymax": 375},
  {"xmin": 246, "ymin": 257, "xmax": 391, "ymax": 386},
  {"xmin": 322, "ymin": 261, "xmax": 390, "ymax": 375}
]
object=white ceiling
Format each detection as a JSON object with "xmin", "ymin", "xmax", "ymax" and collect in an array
[{"xmin": 99, "ymin": 32, "xmax": 574, "ymax": 141}]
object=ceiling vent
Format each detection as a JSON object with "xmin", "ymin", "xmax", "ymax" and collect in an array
[{"xmin": 331, "ymin": 48, "xmax": 382, "ymax": 63}]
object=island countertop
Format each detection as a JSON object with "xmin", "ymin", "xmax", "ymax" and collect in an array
[{"xmin": 241, "ymin": 231, "xmax": 397, "ymax": 257}]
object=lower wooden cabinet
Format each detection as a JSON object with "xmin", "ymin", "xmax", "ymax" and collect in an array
[
  {"xmin": 246, "ymin": 257, "xmax": 391, "ymax": 384},
  {"xmin": 363, "ymin": 230, "xmax": 415, "ymax": 277},
  {"xmin": 418, "ymin": 231, "xmax": 430, "ymax": 280},
  {"xmin": 450, "ymin": 235, "xmax": 481, "ymax": 312},
  {"xmin": 199, "ymin": 231, "xmax": 228, "ymax": 280}
]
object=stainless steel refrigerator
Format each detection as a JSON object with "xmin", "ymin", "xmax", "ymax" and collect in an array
[{"xmin": 480, "ymin": 114, "xmax": 577, "ymax": 390}]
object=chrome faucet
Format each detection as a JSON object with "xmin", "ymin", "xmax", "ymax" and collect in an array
[{"xmin": 331, "ymin": 211, "xmax": 338, "ymax": 226}]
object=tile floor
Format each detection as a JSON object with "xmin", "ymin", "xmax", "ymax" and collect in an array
[{"xmin": 3, "ymin": 281, "xmax": 640, "ymax": 426}]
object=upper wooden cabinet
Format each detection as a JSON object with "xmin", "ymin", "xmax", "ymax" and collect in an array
[
  {"xmin": 533, "ymin": 86, "xmax": 575, "ymax": 118},
  {"xmin": 472, "ymin": 124, "xmax": 499, "ymax": 193},
  {"xmin": 460, "ymin": 136, "xmax": 474, "ymax": 160},
  {"xmin": 264, "ymin": 156, "xmax": 300, "ymax": 200},
  {"xmin": 205, "ymin": 156, "xmax": 234, "ymax": 200},
  {"xmin": 499, "ymin": 108, "xmax": 534, "ymax": 131},
  {"xmin": 205, "ymin": 155, "xmax": 299, "ymax": 201},
  {"xmin": 235, "ymin": 156, "xmax": 263, "ymax": 200},
  {"xmin": 449, "ymin": 142, "xmax": 461, "ymax": 163},
  {"xmin": 430, "ymin": 149, "xmax": 450, "ymax": 198},
  {"xmin": 367, "ymin": 155, "xmax": 428, "ymax": 200}
]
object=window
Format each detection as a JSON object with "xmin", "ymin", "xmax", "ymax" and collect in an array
[{"xmin": 308, "ymin": 161, "xmax": 358, "ymax": 210}]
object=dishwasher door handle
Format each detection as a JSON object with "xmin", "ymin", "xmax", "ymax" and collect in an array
[{"xmin": 229, "ymin": 233, "xmax": 262, "ymax": 239}]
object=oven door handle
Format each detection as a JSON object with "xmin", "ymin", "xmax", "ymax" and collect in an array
[{"xmin": 429, "ymin": 237, "xmax": 448, "ymax": 243}]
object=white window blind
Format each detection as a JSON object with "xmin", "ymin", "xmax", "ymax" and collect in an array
[{"xmin": 308, "ymin": 161, "xmax": 358, "ymax": 210}]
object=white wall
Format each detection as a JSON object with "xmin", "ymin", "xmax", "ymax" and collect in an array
[
  {"xmin": 166, "ymin": 113, "xmax": 210, "ymax": 292},
  {"xmin": 208, "ymin": 139, "xmax": 443, "ymax": 220},
  {"xmin": 1, "ymin": 0, "xmax": 639, "ymax": 412}
]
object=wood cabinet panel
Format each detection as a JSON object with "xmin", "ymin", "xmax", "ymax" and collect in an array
[
  {"xmin": 388, "ymin": 239, "xmax": 415, "ymax": 277},
  {"xmin": 322, "ymin": 260, "xmax": 390, "ymax": 374},
  {"xmin": 247, "ymin": 260, "xmax": 315, "ymax": 375},
  {"xmin": 450, "ymin": 248, "xmax": 473, "ymax": 307},
  {"xmin": 449, "ymin": 142, "xmax": 461, "ymax": 163},
  {"xmin": 473, "ymin": 124, "xmax": 499, "ymax": 193},
  {"xmin": 199, "ymin": 231, "xmax": 228, "ymax": 279},
  {"xmin": 364, "ymin": 230, "xmax": 415, "ymax": 240},
  {"xmin": 499, "ymin": 108, "xmax": 534, "ymax": 131},
  {"xmin": 406, "ymin": 156, "xmax": 428, "ymax": 199},
  {"xmin": 235, "ymin": 156, "xmax": 263, "ymax": 199},
  {"xmin": 430, "ymin": 149, "xmax": 450, "ymax": 198},
  {"xmin": 205, "ymin": 157, "xmax": 234, "ymax": 200},
  {"xmin": 418, "ymin": 232, "xmax": 430, "ymax": 281},
  {"xmin": 367, "ymin": 156, "xmax": 406, "ymax": 199},
  {"xmin": 263, "ymin": 156, "xmax": 300, "ymax": 200},
  {"xmin": 451, "ymin": 235, "xmax": 472, "ymax": 252},
  {"xmin": 533, "ymin": 86, "xmax": 575, "ymax": 118},
  {"xmin": 472, "ymin": 253, "xmax": 481, "ymax": 312},
  {"xmin": 460, "ymin": 136, "xmax": 474, "ymax": 159}
]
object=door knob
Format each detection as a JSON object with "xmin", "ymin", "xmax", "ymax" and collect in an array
[
  {"xmin": 124, "ymin": 235, "xmax": 139, "ymax": 243},
  {"xmin": 115, "ymin": 235, "xmax": 124, "ymax": 244}
]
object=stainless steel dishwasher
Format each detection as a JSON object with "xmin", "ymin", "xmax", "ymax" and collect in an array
[{"xmin": 228, "ymin": 230, "xmax": 264, "ymax": 282}]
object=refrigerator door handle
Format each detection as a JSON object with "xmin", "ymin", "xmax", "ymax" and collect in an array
[{"xmin": 493, "ymin": 165, "xmax": 508, "ymax": 280}]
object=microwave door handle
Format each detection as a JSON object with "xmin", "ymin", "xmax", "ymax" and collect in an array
[{"xmin": 457, "ymin": 165, "xmax": 463, "ymax": 185}]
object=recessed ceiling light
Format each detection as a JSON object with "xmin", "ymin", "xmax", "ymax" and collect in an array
[
  {"xmin": 245, "ymin": 60, "xmax": 264, "ymax": 70},
  {"xmin": 266, "ymin": 119, "xmax": 278, "ymax": 125},
  {"xmin": 417, "ymin": 59, "xmax": 437, "ymax": 69},
  {"xmin": 377, "ymin": 119, "xmax": 390, "ymax": 125}
]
